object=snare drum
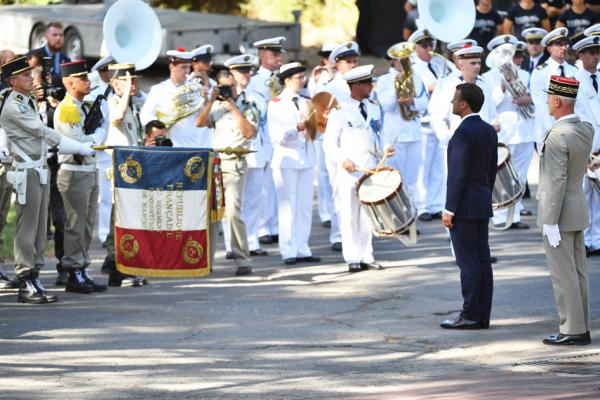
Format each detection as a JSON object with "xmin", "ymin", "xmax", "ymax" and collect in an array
[
  {"xmin": 493, "ymin": 144, "xmax": 524, "ymax": 210},
  {"xmin": 356, "ymin": 168, "xmax": 417, "ymax": 236}
]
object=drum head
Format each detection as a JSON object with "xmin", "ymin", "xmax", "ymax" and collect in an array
[
  {"xmin": 497, "ymin": 145, "xmax": 510, "ymax": 167},
  {"xmin": 358, "ymin": 169, "xmax": 402, "ymax": 203}
]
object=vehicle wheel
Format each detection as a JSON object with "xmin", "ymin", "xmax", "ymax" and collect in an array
[
  {"xmin": 64, "ymin": 28, "xmax": 84, "ymax": 60},
  {"xmin": 29, "ymin": 23, "xmax": 46, "ymax": 51}
]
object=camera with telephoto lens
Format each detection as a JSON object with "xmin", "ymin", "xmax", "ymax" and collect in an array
[
  {"xmin": 154, "ymin": 135, "xmax": 173, "ymax": 147},
  {"xmin": 218, "ymin": 85, "xmax": 232, "ymax": 100},
  {"xmin": 41, "ymin": 57, "xmax": 66, "ymax": 101}
]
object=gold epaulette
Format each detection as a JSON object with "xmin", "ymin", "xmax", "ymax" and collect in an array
[
  {"xmin": 536, "ymin": 62, "xmax": 547, "ymax": 70},
  {"xmin": 58, "ymin": 95, "xmax": 81, "ymax": 124}
]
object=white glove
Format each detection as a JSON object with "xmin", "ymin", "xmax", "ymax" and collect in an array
[
  {"xmin": 0, "ymin": 146, "xmax": 10, "ymax": 162},
  {"xmin": 543, "ymin": 224, "xmax": 561, "ymax": 248},
  {"xmin": 58, "ymin": 135, "xmax": 82, "ymax": 154},
  {"xmin": 89, "ymin": 127, "xmax": 107, "ymax": 145},
  {"xmin": 78, "ymin": 142, "xmax": 96, "ymax": 156}
]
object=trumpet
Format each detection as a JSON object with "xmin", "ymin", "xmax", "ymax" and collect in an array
[{"xmin": 388, "ymin": 42, "xmax": 419, "ymax": 121}]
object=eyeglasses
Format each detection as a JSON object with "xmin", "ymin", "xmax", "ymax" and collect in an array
[
  {"xmin": 292, "ymin": 75, "xmax": 306, "ymax": 81},
  {"xmin": 550, "ymin": 41, "xmax": 570, "ymax": 48}
]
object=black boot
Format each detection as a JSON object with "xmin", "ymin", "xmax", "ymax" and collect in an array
[
  {"xmin": 65, "ymin": 269, "xmax": 94, "ymax": 294},
  {"xmin": 81, "ymin": 269, "xmax": 108, "ymax": 292},
  {"xmin": 0, "ymin": 267, "xmax": 19, "ymax": 290},
  {"xmin": 55, "ymin": 263, "xmax": 68, "ymax": 286},
  {"xmin": 31, "ymin": 272, "xmax": 58, "ymax": 303},
  {"xmin": 17, "ymin": 276, "xmax": 48, "ymax": 304}
]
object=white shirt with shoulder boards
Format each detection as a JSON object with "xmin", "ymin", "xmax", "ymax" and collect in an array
[
  {"xmin": 376, "ymin": 67, "xmax": 429, "ymax": 143},
  {"xmin": 247, "ymin": 66, "xmax": 275, "ymax": 102},
  {"xmin": 317, "ymin": 72, "xmax": 351, "ymax": 103},
  {"xmin": 267, "ymin": 88, "xmax": 316, "ymax": 170},
  {"xmin": 575, "ymin": 68, "xmax": 600, "ymax": 152},
  {"xmin": 140, "ymin": 78, "xmax": 212, "ymax": 148}
]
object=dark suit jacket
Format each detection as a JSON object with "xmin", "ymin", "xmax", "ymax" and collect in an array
[
  {"xmin": 521, "ymin": 53, "xmax": 549, "ymax": 73},
  {"xmin": 29, "ymin": 45, "xmax": 70, "ymax": 89},
  {"xmin": 445, "ymin": 114, "xmax": 498, "ymax": 220}
]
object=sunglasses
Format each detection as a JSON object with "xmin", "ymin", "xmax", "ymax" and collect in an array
[
  {"xmin": 526, "ymin": 39, "xmax": 542, "ymax": 45},
  {"xmin": 418, "ymin": 41, "xmax": 435, "ymax": 48}
]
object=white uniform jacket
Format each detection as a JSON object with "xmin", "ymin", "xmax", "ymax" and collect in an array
[{"xmin": 575, "ymin": 68, "xmax": 600, "ymax": 152}]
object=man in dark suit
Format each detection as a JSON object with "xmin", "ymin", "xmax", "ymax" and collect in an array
[
  {"xmin": 28, "ymin": 22, "xmax": 71, "ymax": 93},
  {"xmin": 441, "ymin": 83, "xmax": 498, "ymax": 330}
]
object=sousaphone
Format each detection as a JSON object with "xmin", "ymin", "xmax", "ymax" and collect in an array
[{"xmin": 416, "ymin": 0, "xmax": 476, "ymax": 43}]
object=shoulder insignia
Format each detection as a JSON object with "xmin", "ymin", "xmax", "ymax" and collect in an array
[
  {"xmin": 536, "ymin": 62, "xmax": 547, "ymax": 70},
  {"xmin": 15, "ymin": 94, "xmax": 24, "ymax": 103},
  {"xmin": 272, "ymin": 97, "xmax": 281, "ymax": 102},
  {"xmin": 252, "ymin": 90, "xmax": 265, "ymax": 99},
  {"xmin": 58, "ymin": 95, "xmax": 81, "ymax": 124},
  {"xmin": 368, "ymin": 99, "xmax": 380, "ymax": 105},
  {"xmin": 17, "ymin": 104, "xmax": 28, "ymax": 114},
  {"xmin": 299, "ymin": 94, "xmax": 311, "ymax": 100}
]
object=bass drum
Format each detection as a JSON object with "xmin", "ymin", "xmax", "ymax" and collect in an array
[
  {"xmin": 493, "ymin": 144, "xmax": 524, "ymax": 210},
  {"xmin": 357, "ymin": 168, "xmax": 417, "ymax": 236}
]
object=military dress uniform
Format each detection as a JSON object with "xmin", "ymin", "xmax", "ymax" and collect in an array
[{"xmin": 54, "ymin": 61, "xmax": 108, "ymax": 294}]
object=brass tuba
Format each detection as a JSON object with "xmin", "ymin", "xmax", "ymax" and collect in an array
[{"xmin": 387, "ymin": 42, "xmax": 419, "ymax": 121}]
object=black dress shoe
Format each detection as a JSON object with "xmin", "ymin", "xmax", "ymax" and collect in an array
[
  {"xmin": 432, "ymin": 211, "xmax": 443, "ymax": 220},
  {"xmin": 360, "ymin": 262, "xmax": 384, "ymax": 270},
  {"xmin": 101, "ymin": 257, "xmax": 113, "ymax": 275},
  {"xmin": 271, "ymin": 234, "xmax": 279, "ymax": 243},
  {"xmin": 348, "ymin": 263, "xmax": 362, "ymax": 273},
  {"xmin": 31, "ymin": 273, "xmax": 58, "ymax": 303},
  {"xmin": 322, "ymin": 220, "xmax": 331, "ymax": 228},
  {"xmin": 225, "ymin": 252, "xmax": 234, "ymax": 260},
  {"xmin": 509, "ymin": 222, "xmax": 530, "ymax": 229},
  {"xmin": 259, "ymin": 235, "xmax": 273, "ymax": 245},
  {"xmin": 519, "ymin": 209, "xmax": 533, "ymax": 216},
  {"xmin": 418, "ymin": 212, "xmax": 432, "ymax": 222},
  {"xmin": 81, "ymin": 269, "xmax": 108, "ymax": 292},
  {"xmin": 17, "ymin": 277, "xmax": 49, "ymax": 304},
  {"xmin": 284, "ymin": 258, "xmax": 297, "ymax": 265},
  {"xmin": 235, "ymin": 266, "xmax": 253, "ymax": 276},
  {"xmin": 490, "ymin": 256, "xmax": 498, "ymax": 264},
  {"xmin": 480, "ymin": 319, "xmax": 490, "ymax": 329},
  {"xmin": 543, "ymin": 332, "xmax": 591, "ymax": 346},
  {"xmin": 108, "ymin": 272, "xmax": 147, "ymax": 287},
  {"xmin": 587, "ymin": 248, "xmax": 600, "ymax": 257},
  {"xmin": 297, "ymin": 256, "xmax": 321, "ymax": 263},
  {"xmin": 250, "ymin": 249, "xmax": 268, "ymax": 256},
  {"xmin": 331, "ymin": 242, "xmax": 342, "ymax": 252},
  {"xmin": 65, "ymin": 269, "xmax": 94, "ymax": 294},
  {"xmin": 440, "ymin": 315, "xmax": 480, "ymax": 330}
]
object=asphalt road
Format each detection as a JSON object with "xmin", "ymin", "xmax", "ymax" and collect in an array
[{"xmin": 0, "ymin": 183, "xmax": 599, "ymax": 399}]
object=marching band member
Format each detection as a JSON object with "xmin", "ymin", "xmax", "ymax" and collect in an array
[
  {"xmin": 140, "ymin": 48, "xmax": 212, "ymax": 147},
  {"xmin": 573, "ymin": 36, "xmax": 600, "ymax": 257},
  {"xmin": 530, "ymin": 27, "xmax": 578, "ymax": 149},
  {"xmin": 246, "ymin": 36, "xmax": 285, "ymax": 246},
  {"xmin": 514, "ymin": 40, "xmax": 528, "ymax": 67},
  {"xmin": 375, "ymin": 42, "xmax": 428, "ymax": 202},
  {"xmin": 319, "ymin": 41, "xmax": 360, "ymax": 102},
  {"xmin": 308, "ymin": 43, "xmax": 337, "ymax": 97},
  {"xmin": 323, "ymin": 65, "xmax": 393, "ymax": 273},
  {"xmin": 484, "ymin": 35, "xmax": 535, "ymax": 229},
  {"xmin": 54, "ymin": 60, "xmax": 108, "ymax": 294},
  {"xmin": 188, "ymin": 44, "xmax": 216, "ymax": 91},
  {"xmin": 224, "ymin": 55, "xmax": 270, "ymax": 258},
  {"xmin": 408, "ymin": 30, "xmax": 455, "ymax": 221},
  {"xmin": 521, "ymin": 27, "xmax": 549, "ymax": 73},
  {"xmin": 0, "ymin": 56, "xmax": 95, "ymax": 304},
  {"xmin": 267, "ymin": 62, "xmax": 319, "ymax": 265}
]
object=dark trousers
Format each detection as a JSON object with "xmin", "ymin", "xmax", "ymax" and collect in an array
[
  {"xmin": 47, "ymin": 155, "xmax": 65, "ymax": 270},
  {"xmin": 449, "ymin": 219, "xmax": 493, "ymax": 322}
]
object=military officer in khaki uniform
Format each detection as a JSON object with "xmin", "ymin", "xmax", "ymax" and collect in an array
[
  {"xmin": 55, "ymin": 60, "xmax": 108, "ymax": 294},
  {"xmin": 0, "ymin": 56, "xmax": 94, "ymax": 304},
  {"xmin": 538, "ymin": 76, "xmax": 594, "ymax": 346}
]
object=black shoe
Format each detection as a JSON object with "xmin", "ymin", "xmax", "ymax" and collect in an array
[
  {"xmin": 586, "ymin": 248, "xmax": 600, "ymax": 257},
  {"xmin": 418, "ymin": 212, "xmax": 432, "ymax": 222},
  {"xmin": 348, "ymin": 263, "xmax": 362, "ymax": 273},
  {"xmin": 65, "ymin": 269, "xmax": 94, "ymax": 294},
  {"xmin": 271, "ymin": 234, "xmax": 279, "ymax": 243},
  {"xmin": 108, "ymin": 272, "xmax": 147, "ymax": 287},
  {"xmin": 0, "ymin": 268, "xmax": 19, "ymax": 290},
  {"xmin": 360, "ymin": 262, "xmax": 384, "ymax": 270},
  {"xmin": 297, "ymin": 256, "xmax": 321, "ymax": 263},
  {"xmin": 55, "ymin": 271, "xmax": 68, "ymax": 286},
  {"xmin": 225, "ymin": 252, "xmax": 234, "ymax": 260},
  {"xmin": 101, "ymin": 257, "xmax": 113, "ymax": 275},
  {"xmin": 523, "ymin": 182, "xmax": 531, "ymax": 199},
  {"xmin": 101, "ymin": 240, "xmax": 108, "ymax": 249},
  {"xmin": 331, "ymin": 242, "xmax": 342, "ymax": 252},
  {"xmin": 490, "ymin": 256, "xmax": 498, "ymax": 264},
  {"xmin": 259, "ymin": 235, "xmax": 273, "ymax": 245},
  {"xmin": 17, "ymin": 278, "xmax": 48, "ymax": 304},
  {"xmin": 543, "ymin": 332, "xmax": 591, "ymax": 346},
  {"xmin": 81, "ymin": 269, "xmax": 108, "ymax": 292},
  {"xmin": 250, "ymin": 249, "xmax": 268, "ymax": 256},
  {"xmin": 31, "ymin": 273, "xmax": 58, "ymax": 303},
  {"xmin": 431, "ymin": 211, "xmax": 443, "ymax": 220},
  {"xmin": 519, "ymin": 209, "xmax": 533, "ymax": 216},
  {"xmin": 235, "ymin": 266, "xmax": 253, "ymax": 276},
  {"xmin": 509, "ymin": 222, "xmax": 530, "ymax": 229},
  {"xmin": 284, "ymin": 258, "xmax": 297, "ymax": 265},
  {"xmin": 440, "ymin": 315, "xmax": 480, "ymax": 330},
  {"xmin": 480, "ymin": 319, "xmax": 490, "ymax": 329},
  {"xmin": 322, "ymin": 220, "xmax": 331, "ymax": 228}
]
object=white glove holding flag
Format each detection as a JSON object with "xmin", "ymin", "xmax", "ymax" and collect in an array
[
  {"xmin": 78, "ymin": 142, "xmax": 96, "ymax": 156},
  {"xmin": 543, "ymin": 224, "xmax": 561, "ymax": 248}
]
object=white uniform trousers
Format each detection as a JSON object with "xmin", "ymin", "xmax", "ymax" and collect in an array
[
  {"xmin": 387, "ymin": 140, "xmax": 421, "ymax": 204},
  {"xmin": 242, "ymin": 166, "xmax": 267, "ymax": 251},
  {"xmin": 324, "ymin": 153, "xmax": 342, "ymax": 245},
  {"xmin": 273, "ymin": 167, "xmax": 314, "ymax": 259},
  {"xmin": 416, "ymin": 133, "xmax": 445, "ymax": 215},
  {"xmin": 492, "ymin": 142, "xmax": 533, "ymax": 225},
  {"xmin": 96, "ymin": 153, "xmax": 112, "ymax": 243},
  {"xmin": 584, "ymin": 178, "xmax": 600, "ymax": 251},
  {"xmin": 315, "ymin": 136, "xmax": 333, "ymax": 222},
  {"xmin": 337, "ymin": 171, "xmax": 374, "ymax": 264},
  {"xmin": 258, "ymin": 165, "xmax": 279, "ymax": 237}
]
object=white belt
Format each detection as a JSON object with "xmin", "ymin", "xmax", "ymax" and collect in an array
[
  {"xmin": 60, "ymin": 163, "xmax": 97, "ymax": 172},
  {"xmin": 13, "ymin": 158, "xmax": 45, "ymax": 170}
]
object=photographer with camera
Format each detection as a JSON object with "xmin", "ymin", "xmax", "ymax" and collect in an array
[
  {"xmin": 196, "ymin": 67, "xmax": 258, "ymax": 276},
  {"xmin": 143, "ymin": 120, "xmax": 172, "ymax": 147}
]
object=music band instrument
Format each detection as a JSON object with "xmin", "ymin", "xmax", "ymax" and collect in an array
[
  {"xmin": 417, "ymin": 0, "xmax": 476, "ymax": 43},
  {"xmin": 305, "ymin": 92, "xmax": 338, "ymax": 140},
  {"xmin": 156, "ymin": 82, "xmax": 206, "ymax": 129},
  {"xmin": 388, "ymin": 42, "xmax": 419, "ymax": 121}
]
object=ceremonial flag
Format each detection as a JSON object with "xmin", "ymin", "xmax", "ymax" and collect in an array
[{"xmin": 112, "ymin": 147, "xmax": 218, "ymax": 277}]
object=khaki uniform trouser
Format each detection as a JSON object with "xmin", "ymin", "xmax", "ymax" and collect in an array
[
  {"xmin": 0, "ymin": 165, "xmax": 13, "ymax": 236},
  {"xmin": 543, "ymin": 230, "xmax": 590, "ymax": 335},
  {"xmin": 57, "ymin": 169, "xmax": 99, "ymax": 270},
  {"xmin": 221, "ymin": 158, "xmax": 252, "ymax": 267},
  {"xmin": 14, "ymin": 169, "xmax": 49, "ymax": 278}
]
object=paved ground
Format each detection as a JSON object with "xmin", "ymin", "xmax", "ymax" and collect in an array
[{"xmin": 1, "ymin": 182, "xmax": 599, "ymax": 399}]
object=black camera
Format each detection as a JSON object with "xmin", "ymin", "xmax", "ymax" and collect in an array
[
  {"xmin": 218, "ymin": 85, "xmax": 233, "ymax": 99},
  {"xmin": 41, "ymin": 57, "xmax": 66, "ymax": 101},
  {"xmin": 154, "ymin": 135, "xmax": 173, "ymax": 147}
]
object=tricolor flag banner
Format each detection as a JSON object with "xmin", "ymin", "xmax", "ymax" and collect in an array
[{"xmin": 112, "ymin": 147, "xmax": 214, "ymax": 277}]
